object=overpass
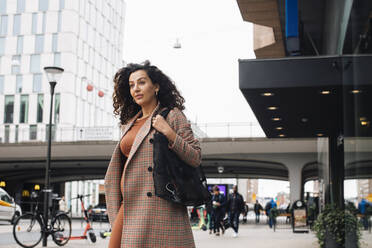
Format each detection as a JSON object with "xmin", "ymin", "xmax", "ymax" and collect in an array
[{"xmin": 1, "ymin": 137, "xmax": 372, "ymax": 203}]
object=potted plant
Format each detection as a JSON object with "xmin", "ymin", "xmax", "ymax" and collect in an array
[{"xmin": 313, "ymin": 204, "xmax": 361, "ymax": 248}]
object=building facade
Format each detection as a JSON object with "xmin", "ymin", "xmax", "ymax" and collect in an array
[{"xmin": 0, "ymin": 0, "xmax": 125, "ymax": 143}]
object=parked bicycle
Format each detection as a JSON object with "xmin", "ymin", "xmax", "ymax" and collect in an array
[
  {"xmin": 12, "ymin": 192, "xmax": 71, "ymax": 248},
  {"xmin": 69, "ymin": 194, "xmax": 96, "ymax": 243}
]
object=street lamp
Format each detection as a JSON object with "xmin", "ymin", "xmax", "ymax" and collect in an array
[{"xmin": 42, "ymin": 66, "xmax": 64, "ymax": 247}]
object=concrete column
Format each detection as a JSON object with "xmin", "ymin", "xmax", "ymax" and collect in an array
[{"xmin": 287, "ymin": 163, "xmax": 303, "ymax": 204}]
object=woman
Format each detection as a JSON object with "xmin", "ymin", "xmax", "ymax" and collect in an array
[{"xmin": 104, "ymin": 61, "xmax": 201, "ymax": 248}]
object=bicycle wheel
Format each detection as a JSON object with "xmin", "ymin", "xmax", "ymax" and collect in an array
[
  {"xmin": 52, "ymin": 213, "xmax": 71, "ymax": 246},
  {"xmin": 13, "ymin": 213, "xmax": 43, "ymax": 248}
]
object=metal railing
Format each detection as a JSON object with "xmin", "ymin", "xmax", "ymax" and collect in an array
[{"xmin": 0, "ymin": 122, "xmax": 265, "ymax": 143}]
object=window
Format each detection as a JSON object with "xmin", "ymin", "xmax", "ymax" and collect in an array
[
  {"xmin": 0, "ymin": 37, "xmax": 4, "ymax": 55},
  {"xmin": 15, "ymin": 124, "xmax": 18, "ymax": 142},
  {"xmin": 37, "ymin": 94, "xmax": 43, "ymax": 122},
  {"xmin": 54, "ymin": 93, "xmax": 60, "ymax": 123},
  {"xmin": 13, "ymin": 14, "xmax": 21, "ymax": 35},
  {"xmin": 0, "ymin": 0, "xmax": 6, "ymax": 14},
  {"xmin": 17, "ymin": 0, "xmax": 25, "ymax": 13},
  {"xmin": 35, "ymin": 34, "xmax": 44, "ymax": 53},
  {"xmin": 4, "ymin": 95, "xmax": 14, "ymax": 123},
  {"xmin": 33, "ymin": 73, "xmax": 42, "ymax": 92},
  {"xmin": 54, "ymin": 52, "xmax": 61, "ymax": 66},
  {"xmin": 0, "ymin": 15, "xmax": 8, "ymax": 36},
  {"xmin": 32, "ymin": 13, "xmax": 37, "ymax": 34},
  {"xmin": 57, "ymin": 11, "xmax": 61, "ymax": 32},
  {"xmin": 29, "ymin": 125, "xmax": 37, "ymax": 140},
  {"xmin": 11, "ymin": 55, "xmax": 21, "ymax": 74},
  {"xmin": 39, "ymin": 0, "xmax": 48, "ymax": 11},
  {"xmin": 4, "ymin": 125, "xmax": 9, "ymax": 143},
  {"xmin": 0, "ymin": 76, "xmax": 3, "ymax": 93},
  {"xmin": 30, "ymin": 54, "xmax": 40, "ymax": 73},
  {"xmin": 16, "ymin": 35, "xmax": 23, "ymax": 54},
  {"xmin": 16, "ymin": 75, "xmax": 22, "ymax": 93},
  {"xmin": 19, "ymin": 95, "xmax": 28, "ymax": 123},
  {"xmin": 42, "ymin": 12, "xmax": 46, "ymax": 33},
  {"xmin": 59, "ymin": 0, "xmax": 65, "ymax": 10},
  {"xmin": 52, "ymin": 33, "xmax": 58, "ymax": 52}
]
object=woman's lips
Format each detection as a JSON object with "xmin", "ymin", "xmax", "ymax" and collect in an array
[{"xmin": 135, "ymin": 95, "xmax": 143, "ymax": 99}]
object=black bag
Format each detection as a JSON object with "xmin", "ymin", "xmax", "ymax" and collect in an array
[{"xmin": 152, "ymin": 108, "xmax": 211, "ymax": 207}]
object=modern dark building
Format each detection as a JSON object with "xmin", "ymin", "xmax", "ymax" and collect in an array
[{"xmin": 237, "ymin": 0, "xmax": 372, "ymax": 214}]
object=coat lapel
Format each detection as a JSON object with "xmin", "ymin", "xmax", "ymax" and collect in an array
[{"xmin": 123, "ymin": 103, "xmax": 163, "ymax": 170}]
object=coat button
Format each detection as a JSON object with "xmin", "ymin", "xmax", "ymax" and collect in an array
[
  {"xmin": 149, "ymin": 138, "xmax": 154, "ymax": 144},
  {"xmin": 148, "ymin": 167, "xmax": 153, "ymax": 172},
  {"xmin": 147, "ymin": 192, "xmax": 152, "ymax": 197}
]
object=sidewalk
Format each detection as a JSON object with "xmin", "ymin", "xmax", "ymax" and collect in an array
[{"xmin": 2, "ymin": 220, "xmax": 319, "ymax": 248}]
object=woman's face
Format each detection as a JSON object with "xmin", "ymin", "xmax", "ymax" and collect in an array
[{"xmin": 128, "ymin": 70, "xmax": 159, "ymax": 108}]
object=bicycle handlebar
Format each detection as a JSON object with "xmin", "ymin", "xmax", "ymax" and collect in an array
[{"xmin": 71, "ymin": 194, "xmax": 91, "ymax": 200}]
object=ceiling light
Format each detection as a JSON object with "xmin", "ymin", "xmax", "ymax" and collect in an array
[
  {"xmin": 320, "ymin": 90, "xmax": 331, "ymax": 95},
  {"xmin": 351, "ymin": 89, "xmax": 362, "ymax": 94},
  {"xmin": 272, "ymin": 117, "xmax": 281, "ymax": 121},
  {"xmin": 267, "ymin": 106, "xmax": 278, "ymax": 110},
  {"xmin": 278, "ymin": 134, "xmax": 285, "ymax": 137},
  {"xmin": 361, "ymin": 121, "xmax": 370, "ymax": 126},
  {"xmin": 301, "ymin": 117, "xmax": 309, "ymax": 123},
  {"xmin": 360, "ymin": 117, "xmax": 367, "ymax": 121},
  {"xmin": 275, "ymin": 127, "xmax": 283, "ymax": 130},
  {"xmin": 261, "ymin": 92, "xmax": 274, "ymax": 96},
  {"xmin": 317, "ymin": 133, "xmax": 324, "ymax": 137}
]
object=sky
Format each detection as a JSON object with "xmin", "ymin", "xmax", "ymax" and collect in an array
[
  {"xmin": 122, "ymin": 0, "xmax": 258, "ymax": 126},
  {"xmin": 121, "ymin": 0, "xmax": 358, "ymax": 199}
]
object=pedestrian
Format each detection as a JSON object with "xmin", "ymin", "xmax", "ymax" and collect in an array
[
  {"xmin": 211, "ymin": 186, "xmax": 226, "ymax": 236},
  {"xmin": 266, "ymin": 198, "xmax": 277, "ymax": 228},
  {"xmin": 206, "ymin": 195, "xmax": 214, "ymax": 234},
  {"xmin": 242, "ymin": 201, "xmax": 249, "ymax": 223},
  {"xmin": 58, "ymin": 196, "xmax": 67, "ymax": 213},
  {"xmin": 226, "ymin": 185, "xmax": 245, "ymax": 237},
  {"xmin": 254, "ymin": 200, "xmax": 263, "ymax": 223},
  {"xmin": 104, "ymin": 61, "xmax": 201, "ymax": 248},
  {"xmin": 358, "ymin": 198, "xmax": 369, "ymax": 230}
]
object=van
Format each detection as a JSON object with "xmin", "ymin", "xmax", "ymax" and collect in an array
[{"xmin": 0, "ymin": 188, "xmax": 22, "ymax": 224}]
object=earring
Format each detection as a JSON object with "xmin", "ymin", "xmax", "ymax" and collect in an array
[{"xmin": 155, "ymin": 90, "xmax": 159, "ymax": 96}]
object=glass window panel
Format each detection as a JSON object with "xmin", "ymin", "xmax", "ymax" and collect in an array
[
  {"xmin": 33, "ymin": 73, "xmax": 42, "ymax": 92},
  {"xmin": 17, "ymin": 0, "xmax": 25, "ymax": 13},
  {"xmin": 54, "ymin": 93, "xmax": 60, "ymax": 123},
  {"xmin": 57, "ymin": 11, "xmax": 61, "ymax": 32},
  {"xmin": 4, "ymin": 125, "xmax": 9, "ymax": 142},
  {"xmin": 32, "ymin": 13, "xmax": 37, "ymax": 34},
  {"xmin": 13, "ymin": 14, "xmax": 21, "ymax": 35},
  {"xmin": 29, "ymin": 125, "xmax": 37, "ymax": 140},
  {"xmin": 30, "ymin": 54, "xmax": 40, "ymax": 73},
  {"xmin": 4, "ymin": 95, "xmax": 14, "ymax": 123},
  {"xmin": 16, "ymin": 75, "xmax": 22, "ymax": 93},
  {"xmin": 15, "ymin": 124, "xmax": 18, "ymax": 142},
  {"xmin": 39, "ymin": 0, "xmax": 48, "ymax": 11},
  {"xmin": 54, "ymin": 52, "xmax": 61, "ymax": 66},
  {"xmin": 0, "ymin": 37, "xmax": 4, "ymax": 55},
  {"xmin": 42, "ymin": 12, "xmax": 46, "ymax": 33},
  {"xmin": 35, "ymin": 34, "xmax": 44, "ymax": 53},
  {"xmin": 19, "ymin": 95, "xmax": 28, "ymax": 123},
  {"xmin": 52, "ymin": 33, "xmax": 58, "ymax": 52},
  {"xmin": 59, "ymin": 0, "xmax": 65, "ymax": 10},
  {"xmin": 37, "ymin": 94, "xmax": 43, "ymax": 122},
  {"xmin": 0, "ymin": 15, "xmax": 8, "ymax": 36},
  {"xmin": 0, "ymin": 0, "xmax": 6, "ymax": 14},
  {"xmin": 0, "ymin": 75, "xmax": 3, "ymax": 93},
  {"xmin": 16, "ymin": 35, "xmax": 23, "ymax": 54},
  {"xmin": 11, "ymin": 55, "xmax": 20, "ymax": 74}
]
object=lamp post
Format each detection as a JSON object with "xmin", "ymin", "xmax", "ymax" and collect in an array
[{"xmin": 42, "ymin": 66, "xmax": 64, "ymax": 246}]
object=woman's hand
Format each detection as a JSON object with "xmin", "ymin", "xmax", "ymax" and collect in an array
[{"xmin": 152, "ymin": 115, "xmax": 176, "ymax": 143}]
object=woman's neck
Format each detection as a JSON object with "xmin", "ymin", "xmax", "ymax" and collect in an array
[{"xmin": 140, "ymin": 101, "xmax": 158, "ymax": 119}]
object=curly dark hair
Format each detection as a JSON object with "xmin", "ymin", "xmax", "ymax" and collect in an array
[{"xmin": 113, "ymin": 61, "xmax": 185, "ymax": 124}]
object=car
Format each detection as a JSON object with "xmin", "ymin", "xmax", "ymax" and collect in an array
[
  {"xmin": 0, "ymin": 188, "xmax": 22, "ymax": 224},
  {"xmin": 90, "ymin": 203, "xmax": 108, "ymax": 222}
]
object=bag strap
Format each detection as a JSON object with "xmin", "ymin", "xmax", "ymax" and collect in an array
[{"xmin": 159, "ymin": 108, "xmax": 171, "ymax": 119}]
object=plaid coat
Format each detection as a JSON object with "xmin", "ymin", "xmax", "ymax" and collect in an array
[{"xmin": 104, "ymin": 104, "xmax": 201, "ymax": 247}]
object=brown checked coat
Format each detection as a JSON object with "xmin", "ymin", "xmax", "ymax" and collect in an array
[{"xmin": 104, "ymin": 104, "xmax": 201, "ymax": 248}]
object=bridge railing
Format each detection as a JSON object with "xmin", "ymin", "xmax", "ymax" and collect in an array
[{"xmin": 0, "ymin": 122, "xmax": 264, "ymax": 143}]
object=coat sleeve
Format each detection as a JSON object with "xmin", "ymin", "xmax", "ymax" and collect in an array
[{"xmin": 166, "ymin": 107, "xmax": 201, "ymax": 167}]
